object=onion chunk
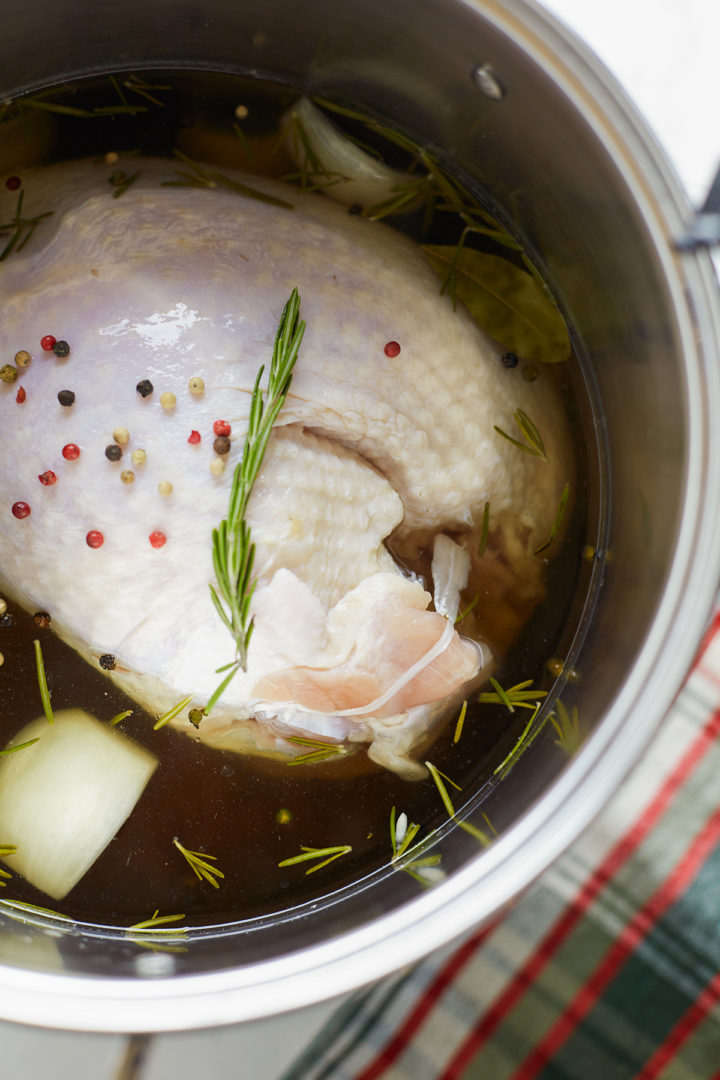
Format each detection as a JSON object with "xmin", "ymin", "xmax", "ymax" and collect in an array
[{"xmin": 0, "ymin": 709, "xmax": 158, "ymax": 901}]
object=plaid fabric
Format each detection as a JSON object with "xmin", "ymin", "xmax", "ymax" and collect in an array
[{"xmin": 280, "ymin": 615, "xmax": 720, "ymax": 1080}]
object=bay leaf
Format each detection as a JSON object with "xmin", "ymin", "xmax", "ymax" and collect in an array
[{"xmin": 421, "ymin": 245, "xmax": 570, "ymax": 363}]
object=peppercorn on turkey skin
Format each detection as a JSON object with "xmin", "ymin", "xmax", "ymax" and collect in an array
[{"xmin": 0, "ymin": 158, "xmax": 570, "ymax": 777}]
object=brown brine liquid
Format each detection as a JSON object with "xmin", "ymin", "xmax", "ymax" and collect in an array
[{"xmin": 0, "ymin": 71, "xmax": 590, "ymax": 926}]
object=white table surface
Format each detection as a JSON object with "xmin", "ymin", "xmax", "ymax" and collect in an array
[{"xmin": 3, "ymin": 2, "xmax": 717, "ymax": 1077}]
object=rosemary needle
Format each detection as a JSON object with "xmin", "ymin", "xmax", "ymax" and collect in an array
[
  {"xmin": 278, "ymin": 845, "xmax": 351, "ymax": 875},
  {"xmin": 33, "ymin": 639, "xmax": 54, "ymax": 725},
  {"xmin": 207, "ymin": 288, "xmax": 305, "ymax": 710}
]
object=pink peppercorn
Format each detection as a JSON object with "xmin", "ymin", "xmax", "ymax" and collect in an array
[
  {"xmin": 86, "ymin": 530, "xmax": 104, "ymax": 548},
  {"xmin": 11, "ymin": 502, "xmax": 31, "ymax": 519},
  {"xmin": 5, "ymin": 176, "xmax": 21, "ymax": 191},
  {"xmin": 40, "ymin": 335, "xmax": 57, "ymax": 352},
  {"xmin": 15, "ymin": 386, "xmax": 26, "ymax": 404},
  {"xmin": 149, "ymin": 530, "xmax": 167, "ymax": 549},
  {"xmin": 188, "ymin": 430, "xmax": 201, "ymax": 445},
  {"xmin": 62, "ymin": 444, "xmax": 80, "ymax": 460},
  {"xmin": 38, "ymin": 471, "xmax": 57, "ymax": 486},
  {"xmin": 384, "ymin": 341, "xmax": 401, "ymax": 358},
  {"xmin": 213, "ymin": 419, "xmax": 231, "ymax": 437}
]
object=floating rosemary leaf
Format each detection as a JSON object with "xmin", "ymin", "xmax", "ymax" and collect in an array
[
  {"xmin": 153, "ymin": 695, "xmax": 193, "ymax": 731},
  {"xmin": 173, "ymin": 837, "xmax": 224, "ymax": 888},
  {"xmin": 0, "ymin": 737, "xmax": 40, "ymax": 756},
  {"xmin": 284, "ymin": 735, "xmax": 348, "ymax": 766},
  {"xmin": 108, "ymin": 710, "xmax": 133, "ymax": 727},
  {"xmin": 127, "ymin": 910, "xmax": 186, "ymax": 932},
  {"xmin": 422, "ymin": 247, "xmax": 570, "ymax": 364},
  {"xmin": 477, "ymin": 501, "xmax": 490, "ymax": 558},
  {"xmin": 549, "ymin": 700, "xmax": 582, "ymax": 755},
  {"xmin": 33, "ymin": 639, "xmax": 54, "ymax": 725},
  {"xmin": 478, "ymin": 678, "xmax": 548, "ymax": 713},
  {"xmin": 453, "ymin": 700, "xmax": 468, "ymax": 744},
  {"xmin": 455, "ymin": 596, "xmax": 478, "ymax": 625},
  {"xmin": 207, "ymin": 289, "xmax": 305, "ymax": 708},
  {"xmin": 425, "ymin": 762, "xmax": 494, "ymax": 846},
  {"xmin": 21, "ymin": 98, "xmax": 146, "ymax": 118},
  {"xmin": 493, "ymin": 408, "xmax": 547, "ymax": 460},
  {"xmin": 0, "ymin": 848, "xmax": 15, "ymax": 888},
  {"xmin": 390, "ymin": 807, "xmax": 421, "ymax": 860},
  {"xmin": 389, "ymin": 808, "xmax": 444, "ymax": 886},
  {"xmin": 110, "ymin": 170, "xmax": 140, "ymax": 199},
  {"xmin": 0, "ymin": 899, "xmax": 72, "ymax": 921},
  {"xmin": 493, "ymin": 701, "xmax": 550, "ymax": 779},
  {"xmin": 278, "ymin": 845, "xmax": 352, "ymax": 875},
  {"xmin": 162, "ymin": 150, "xmax": 294, "ymax": 209},
  {"xmin": 534, "ymin": 483, "xmax": 570, "ymax": 555},
  {"xmin": 0, "ymin": 191, "xmax": 54, "ymax": 262}
]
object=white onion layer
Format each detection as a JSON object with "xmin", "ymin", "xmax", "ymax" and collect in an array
[
  {"xmin": 281, "ymin": 97, "xmax": 413, "ymax": 211},
  {"xmin": 0, "ymin": 709, "xmax": 158, "ymax": 901}
]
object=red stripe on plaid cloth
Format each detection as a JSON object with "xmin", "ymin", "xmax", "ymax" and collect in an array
[
  {"xmin": 436, "ymin": 706, "xmax": 720, "ymax": 1080},
  {"xmin": 352, "ymin": 923, "xmax": 497, "ymax": 1080},
  {"xmin": 508, "ymin": 804, "xmax": 720, "ymax": 1080},
  {"xmin": 633, "ymin": 968, "xmax": 720, "ymax": 1079}
]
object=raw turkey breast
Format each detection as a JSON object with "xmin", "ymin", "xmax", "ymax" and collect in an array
[{"xmin": 0, "ymin": 158, "xmax": 569, "ymax": 776}]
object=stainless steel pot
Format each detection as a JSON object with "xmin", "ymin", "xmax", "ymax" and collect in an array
[{"xmin": 1, "ymin": 0, "xmax": 719, "ymax": 1033}]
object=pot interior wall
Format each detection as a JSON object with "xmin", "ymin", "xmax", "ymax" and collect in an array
[{"xmin": 0, "ymin": 0, "xmax": 701, "ymax": 1014}]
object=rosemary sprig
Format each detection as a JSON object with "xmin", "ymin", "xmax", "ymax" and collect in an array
[
  {"xmin": 425, "ymin": 762, "xmax": 495, "ymax": 846},
  {"xmin": 534, "ymin": 483, "xmax": 570, "ymax": 555},
  {"xmin": 278, "ymin": 845, "xmax": 352, "ymax": 875},
  {"xmin": 493, "ymin": 409, "xmax": 547, "ymax": 460},
  {"xmin": 478, "ymin": 677, "xmax": 548, "ymax": 714},
  {"xmin": 153, "ymin": 694, "xmax": 193, "ymax": 731},
  {"xmin": 0, "ymin": 190, "xmax": 54, "ymax": 261},
  {"xmin": 477, "ymin": 501, "xmax": 490, "ymax": 557},
  {"xmin": 173, "ymin": 837, "xmax": 224, "ymax": 888},
  {"xmin": 127, "ymin": 910, "xmax": 186, "ymax": 932},
  {"xmin": 284, "ymin": 735, "xmax": 348, "ymax": 766},
  {"xmin": 162, "ymin": 150, "xmax": 294, "ymax": 209},
  {"xmin": 453, "ymin": 700, "xmax": 468, "ymax": 744},
  {"xmin": 0, "ymin": 737, "xmax": 40, "ymax": 756},
  {"xmin": 33, "ymin": 639, "xmax": 54, "ymax": 725},
  {"xmin": 207, "ymin": 288, "xmax": 305, "ymax": 708},
  {"xmin": 548, "ymin": 700, "xmax": 582, "ymax": 755},
  {"xmin": 493, "ymin": 701, "xmax": 550, "ymax": 779}
]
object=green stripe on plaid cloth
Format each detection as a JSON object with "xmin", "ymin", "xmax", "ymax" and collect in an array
[{"xmin": 280, "ymin": 615, "xmax": 720, "ymax": 1080}]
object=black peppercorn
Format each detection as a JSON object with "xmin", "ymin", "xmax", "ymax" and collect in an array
[
  {"xmin": 0, "ymin": 613, "xmax": 15, "ymax": 629},
  {"xmin": 99, "ymin": 654, "xmax": 116, "ymax": 670},
  {"xmin": 53, "ymin": 340, "xmax": 70, "ymax": 358},
  {"xmin": 501, "ymin": 352, "xmax": 519, "ymax": 368},
  {"xmin": 33, "ymin": 611, "xmax": 52, "ymax": 628},
  {"xmin": 105, "ymin": 444, "xmax": 122, "ymax": 461},
  {"xmin": 136, "ymin": 379, "xmax": 153, "ymax": 398},
  {"xmin": 57, "ymin": 389, "xmax": 75, "ymax": 406},
  {"xmin": 213, "ymin": 435, "xmax": 231, "ymax": 455}
]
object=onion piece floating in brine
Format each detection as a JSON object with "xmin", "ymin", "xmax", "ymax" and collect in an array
[{"xmin": 0, "ymin": 709, "xmax": 158, "ymax": 901}]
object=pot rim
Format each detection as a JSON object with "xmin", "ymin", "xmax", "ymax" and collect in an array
[{"xmin": 2, "ymin": 0, "xmax": 720, "ymax": 1032}]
